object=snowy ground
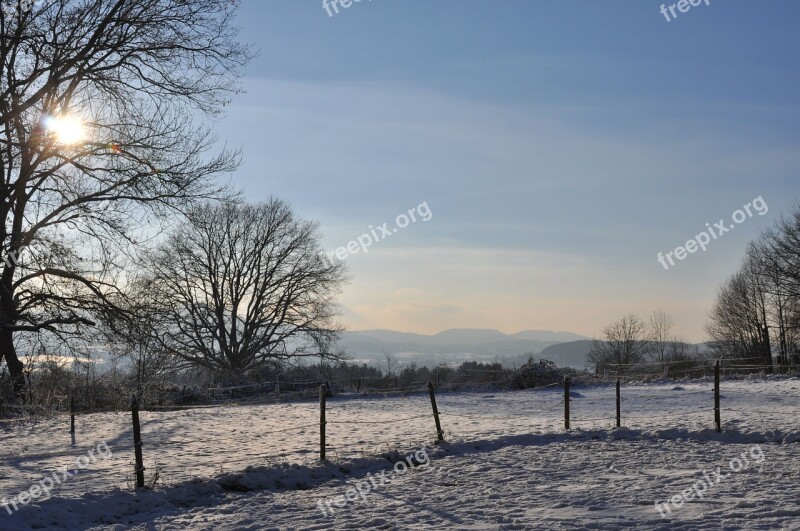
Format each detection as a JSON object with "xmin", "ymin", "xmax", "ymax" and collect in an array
[{"xmin": 1, "ymin": 376, "xmax": 799, "ymax": 529}]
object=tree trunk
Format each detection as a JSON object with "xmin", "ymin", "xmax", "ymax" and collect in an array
[{"xmin": 0, "ymin": 329, "xmax": 24, "ymax": 399}]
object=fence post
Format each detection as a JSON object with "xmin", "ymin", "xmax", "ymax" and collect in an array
[
  {"xmin": 130, "ymin": 395, "xmax": 145, "ymax": 489},
  {"xmin": 564, "ymin": 377, "xmax": 571, "ymax": 430},
  {"xmin": 714, "ymin": 359, "xmax": 721, "ymax": 433},
  {"xmin": 319, "ymin": 384, "xmax": 327, "ymax": 460},
  {"xmin": 69, "ymin": 394, "xmax": 75, "ymax": 434},
  {"xmin": 616, "ymin": 377, "xmax": 621, "ymax": 428},
  {"xmin": 427, "ymin": 381, "xmax": 444, "ymax": 442}
]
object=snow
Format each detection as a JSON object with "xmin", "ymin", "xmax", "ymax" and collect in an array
[{"xmin": 1, "ymin": 376, "xmax": 799, "ymax": 529}]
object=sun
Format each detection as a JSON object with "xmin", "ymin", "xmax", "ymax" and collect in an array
[{"xmin": 43, "ymin": 115, "xmax": 87, "ymax": 145}]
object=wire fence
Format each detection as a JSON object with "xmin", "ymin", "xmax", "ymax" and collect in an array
[
  {"xmin": 6, "ymin": 355, "xmax": 794, "ymax": 417},
  {"xmin": 0, "ymin": 374, "xmax": 798, "ymax": 507}
]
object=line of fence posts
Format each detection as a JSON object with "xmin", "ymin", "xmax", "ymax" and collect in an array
[
  {"xmin": 64, "ymin": 365, "xmax": 731, "ymax": 493},
  {"xmin": 316, "ymin": 381, "xmax": 445, "ymax": 463},
  {"xmin": 574, "ymin": 368, "xmax": 720, "ymax": 432},
  {"xmin": 65, "ymin": 392, "xmax": 147, "ymax": 489},
  {"xmin": 117, "ymin": 379, "xmax": 449, "ymax": 479}
]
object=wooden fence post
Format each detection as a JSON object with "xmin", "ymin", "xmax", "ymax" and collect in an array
[
  {"xmin": 564, "ymin": 377, "xmax": 571, "ymax": 430},
  {"xmin": 616, "ymin": 377, "xmax": 621, "ymax": 428},
  {"xmin": 319, "ymin": 384, "xmax": 327, "ymax": 460},
  {"xmin": 130, "ymin": 395, "xmax": 145, "ymax": 489},
  {"xmin": 69, "ymin": 394, "xmax": 75, "ymax": 434},
  {"xmin": 714, "ymin": 359, "xmax": 721, "ymax": 433},
  {"xmin": 427, "ymin": 381, "xmax": 444, "ymax": 442}
]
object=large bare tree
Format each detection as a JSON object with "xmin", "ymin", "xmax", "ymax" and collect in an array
[
  {"xmin": 0, "ymin": 0, "xmax": 249, "ymax": 395},
  {"xmin": 144, "ymin": 200, "xmax": 347, "ymax": 376}
]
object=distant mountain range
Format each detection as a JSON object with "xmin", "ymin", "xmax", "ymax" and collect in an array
[{"xmin": 337, "ymin": 328, "xmax": 592, "ymax": 369}]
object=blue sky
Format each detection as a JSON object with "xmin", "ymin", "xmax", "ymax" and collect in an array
[{"xmin": 213, "ymin": 0, "xmax": 800, "ymax": 341}]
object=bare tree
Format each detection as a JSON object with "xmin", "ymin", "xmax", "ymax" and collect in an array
[
  {"xmin": 770, "ymin": 205, "xmax": 800, "ymax": 301},
  {"xmin": 381, "ymin": 349, "xmax": 397, "ymax": 378},
  {"xmin": 706, "ymin": 205, "xmax": 800, "ymax": 373},
  {"xmin": 762, "ymin": 207, "xmax": 800, "ymax": 369},
  {"xmin": 144, "ymin": 200, "xmax": 347, "ymax": 377},
  {"xmin": 706, "ymin": 254, "xmax": 772, "ymax": 371},
  {"xmin": 588, "ymin": 314, "xmax": 651, "ymax": 374},
  {"xmin": 648, "ymin": 309, "xmax": 674, "ymax": 367},
  {"xmin": 0, "ymin": 0, "xmax": 250, "ymax": 395},
  {"xmin": 749, "ymin": 233, "xmax": 798, "ymax": 371}
]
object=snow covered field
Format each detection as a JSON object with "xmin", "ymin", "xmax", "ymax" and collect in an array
[{"xmin": 1, "ymin": 376, "xmax": 799, "ymax": 529}]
